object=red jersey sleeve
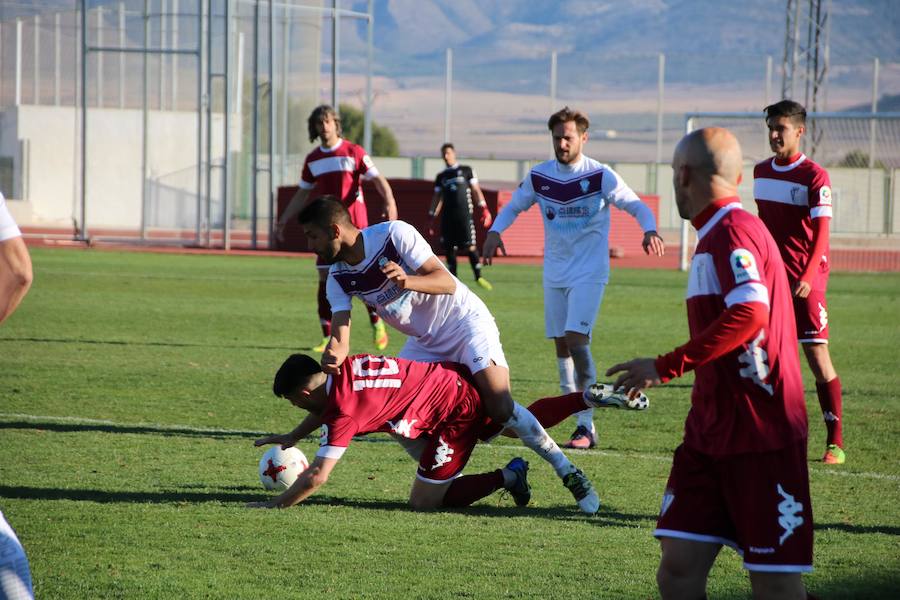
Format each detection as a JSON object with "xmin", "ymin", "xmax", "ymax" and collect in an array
[{"xmin": 299, "ymin": 155, "xmax": 316, "ymax": 189}]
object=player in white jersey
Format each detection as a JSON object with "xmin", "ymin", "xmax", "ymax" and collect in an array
[
  {"xmin": 0, "ymin": 510, "xmax": 34, "ymax": 600},
  {"xmin": 288, "ymin": 197, "xmax": 600, "ymax": 514},
  {"xmin": 0, "ymin": 192, "xmax": 33, "ymax": 326},
  {"xmin": 483, "ymin": 107, "xmax": 665, "ymax": 449}
]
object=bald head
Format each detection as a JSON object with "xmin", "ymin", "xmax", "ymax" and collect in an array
[
  {"xmin": 672, "ymin": 127, "xmax": 744, "ymax": 220},
  {"xmin": 675, "ymin": 127, "xmax": 743, "ymax": 184}
]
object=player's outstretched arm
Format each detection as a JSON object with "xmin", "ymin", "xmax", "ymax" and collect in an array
[
  {"xmin": 606, "ymin": 358, "xmax": 662, "ymax": 399},
  {"xmin": 321, "ymin": 311, "xmax": 351, "ymax": 375},
  {"xmin": 381, "ymin": 256, "xmax": 456, "ymax": 295},
  {"xmin": 372, "ymin": 175, "xmax": 398, "ymax": 221},
  {"xmin": 247, "ymin": 456, "xmax": 338, "ymax": 509},
  {"xmin": 0, "ymin": 237, "xmax": 33, "ymax": 325},
  {"xmin": 254, "ymin": 413, "xmax": 323, "ymax": 449}
]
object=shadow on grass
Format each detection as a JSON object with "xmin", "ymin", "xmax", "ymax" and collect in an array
[
  {"xmin": 0, "ymin": 335, "xmax": 294, "ymax": 352},
  {"xmin": 0, "ymin": 484, "xmax": 654, "ymax": 524},
  {"xmin": 0, "ymin": 420, "xmax": 267, "ymax": 440}
]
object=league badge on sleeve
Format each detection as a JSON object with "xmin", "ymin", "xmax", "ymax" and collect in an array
[
  {"xmin": 730, "ymin": 248, "xmax": 760, "ymax": 284},
  {"xmin": 819, "ymin": 185, "xmax": 832, "ymax": 206}
]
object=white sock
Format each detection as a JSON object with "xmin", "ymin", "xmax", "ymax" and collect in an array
[
  {"xmin": 570, "ymin": 344, "xmax": 596, "ymax": 431},
  {"xmin": 575, "ymin": 409, "xmax": 595, "ymax": 431},
  {"xmin": 557, "ymin": 356, "xmax": 576, "ymax": 393},
  {"xmin": 504, "ymin": 403, "xmax": 575, "ymax": 478},
  {"xmin": 569, "ymin": 344, "xmax": 596, "ymax": 391}
]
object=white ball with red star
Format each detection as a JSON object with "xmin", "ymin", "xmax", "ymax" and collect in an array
[{"xmin": 258, "ymin": 446, "xmax": 309, "ymax": 491}]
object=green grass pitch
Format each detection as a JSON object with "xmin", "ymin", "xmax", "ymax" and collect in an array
[{"xmin": 1, "ymin": 247, "xmax": 898, "ymax": 598}]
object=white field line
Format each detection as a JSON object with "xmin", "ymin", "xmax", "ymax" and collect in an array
[{"xmin": 2, "ymin": 412, "xmax": 898, "ymax": 483}]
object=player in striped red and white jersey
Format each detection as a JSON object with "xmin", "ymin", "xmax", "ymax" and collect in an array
[
  {"xmin": 754, "ymin": 99, "xmax": 845, "ymax": 465},
  {"xmin": 249, "ymin": 353, "xmax": 604, "ymax": 510},
  {"xmin": 608, "ymin": 128, "xmax": 813, "ymax": 598},
  {"xmin": 276, "ymin": 105, "xmax": 398, "ymax": 354}
]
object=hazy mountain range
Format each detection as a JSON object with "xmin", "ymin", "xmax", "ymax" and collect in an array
[{"xmin": 339, "ymin": 0, "xmax": 899, "ymax": 97}]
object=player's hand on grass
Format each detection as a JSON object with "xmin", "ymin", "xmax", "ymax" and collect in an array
[
  {"xmin": 642, "ymin": 231, "xmax": 665, "ymax": 256},
  {"xmin": 482, "ymin": 232, "xmax": 506, "ymax": 266},
  {"xmin": 254, "ymin": 433, "xmax": 298, "ymax": 450},
  {"xmin": 793, "ymin": 280, "xmax": 812, "ymax": 298},
  {"xmin": 606, "ymin": 358, "xmax": 662, "ymax": 399},
  {"xmin": 380, "ymin": 260, "xmax": 409, "ymax": 289}
]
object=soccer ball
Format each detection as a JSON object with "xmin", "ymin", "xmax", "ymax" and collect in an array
[{"xmin": 258, "ymin": 446, "xmax": 309, "ymax": 491}]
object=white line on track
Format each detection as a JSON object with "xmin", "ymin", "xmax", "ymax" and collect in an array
[{"xmin": 3, "ymin": 412, "xmax": 898, "ymax": 483}]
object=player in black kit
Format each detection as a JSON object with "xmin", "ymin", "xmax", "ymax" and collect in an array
[{"xmin": 429, "ymin": 143, "xmax": 495, "ymax": 290}]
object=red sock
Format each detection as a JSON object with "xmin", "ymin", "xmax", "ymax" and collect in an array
[
  {"xmin": 477, "ymin": 392, "xmax": 586, "ymax": 441},
  {"xmin": 526, "ymin": 392, "xmax": 587, "ymax": 429},
  {"xmin": 816, "ymin": 377, "xmax": 843, "ymax": 448},
  {"xmin": 441, "ymin": 470, "xmax": 503, "ymax": 507},
  {"xmin": 366, "ymin": 303, "xmax": 381, "ymax": 326},
  {"xmin": 317, "ymin": 281, "xmax": 331, "ymax": 337}
]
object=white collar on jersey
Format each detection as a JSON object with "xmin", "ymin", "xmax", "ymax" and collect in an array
[
  {"xmin": 319, "ymin": 138, "xmax": 345, "ymax": 153},
  {"xmin": 696, "ymin": 201, "xmax": 743, "ymax": 241},
  {"xmin": 555, "ymin": 154, "xmax": 586, "ymax": 173},
  {"xmin": 770, "ymin": 153, "xmax": 806, "ymax": 172}
]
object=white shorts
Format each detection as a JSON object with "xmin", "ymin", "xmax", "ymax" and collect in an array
[
  {"xmin": 399, "ymin": 315, "xmax": 508, "ymax": 375},
  {"xmin": 544, "ymin": 283, "xmax": 606, "ymax": 339},
  {"xmin": 0, "ymin": 193, "xmax": 22, "ymax": 242}
]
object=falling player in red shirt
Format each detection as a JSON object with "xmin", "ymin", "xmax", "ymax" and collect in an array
[
  {"xmin": 276, "ymin": 105, "xmax": 398, "ymax": 354},
  {"xmin": 248, "ymin": 353, "xmax": 619, "ymax": 510},
  {"xmin": 754, "ymin": 99, "xmax": 844, "ymax": 465},
  {"xmin": 608, "ymin": 128, "xmax": 813, "ymax": 599}
]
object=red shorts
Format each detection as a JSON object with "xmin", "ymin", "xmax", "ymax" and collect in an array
[
  {"xmin": 794, "ymin": 290, "xmax": 830, "ymax": 343},
  {"xmin": 655, "ymin": 440, "xmax": 813, "ymax": 572},
  {"xmin": 415, "ymin": 387, "xmax": 485, "ymax": 483}
]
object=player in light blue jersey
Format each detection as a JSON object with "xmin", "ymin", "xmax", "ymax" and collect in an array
[{"xmin": 483, "ymin": 107, "xmax": 665, "ymax": 449}]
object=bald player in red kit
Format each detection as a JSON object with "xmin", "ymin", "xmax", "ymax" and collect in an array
[{"xmin": 608, "ymin": 128, "xmax": 813, "ymax": 600}]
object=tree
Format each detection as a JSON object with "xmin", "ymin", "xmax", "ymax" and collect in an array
[
  {"xmin": 339, "ymin": 103, "xmax": 399, "ymax": 157},
  {"xmin": 836, "ymin": 149, "xmax": 886, "ymax": 169}
]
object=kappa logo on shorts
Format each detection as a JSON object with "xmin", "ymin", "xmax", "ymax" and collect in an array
[
  {"xmin": 776, "ymin": 483, "xmax": 805, "ymax": 545},
  {"xmin": 580, "ymin": 321, "xmax": 589, "ymax": 327},
  {"xmin": 817, "ymin": 302, "xmax": 828, "ymax": 331},
  {"xmin": 729, "ymin": 248, "xmax": 760, "ymax": 285},
  {"xmin": 387, "ymin": 418, "xmax": 417, "ymax": 438},
  {"xmin": 431, "ymin": 436, "xmax": 454, "ymax": 470}
]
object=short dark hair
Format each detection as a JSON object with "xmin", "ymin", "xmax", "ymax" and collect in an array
[
  {"xmin": 297, "ymin": 196, "xmax": 352, "ymax": 228},
  {"xmin": 440, "ymin": 143, "xmax": 455, "ymax": 154},
  {"xmin": 273, "ymin": 354, "xmax": 322, "ymax": 397},
  {"xmin": 308, "ymin": 104, "xmax": 342, "ymax": 143},
  {"xmin": 548, "ymin": 106, "xmax": 590, "ymax": 134},
  {"xmin": 764, "ymin": 100, "xmax": 806, "ymax": 126}
]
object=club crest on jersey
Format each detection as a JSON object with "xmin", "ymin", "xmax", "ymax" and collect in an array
[
  {"xmin": 790, "ymin": 186, "xmax": 804, "ymax": 204},
  {"xmin": 819, "ymin": 186, "xmax": 832, "ymax": 206},
  {"xmin": 545, "ymin": 206, "xmax": 556, "ymax": 221},
  {"xmin": 729, "ymin": 248, "xmax": 759, "ymax": 284},
  {"xmin": 579, "ymin": 178, "xmax": 590, "ymax": 194}
]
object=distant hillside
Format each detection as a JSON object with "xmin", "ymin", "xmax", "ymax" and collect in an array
[{"xmin": 340, "ymin": 0, "xmax": 900, "ymax": 93}]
